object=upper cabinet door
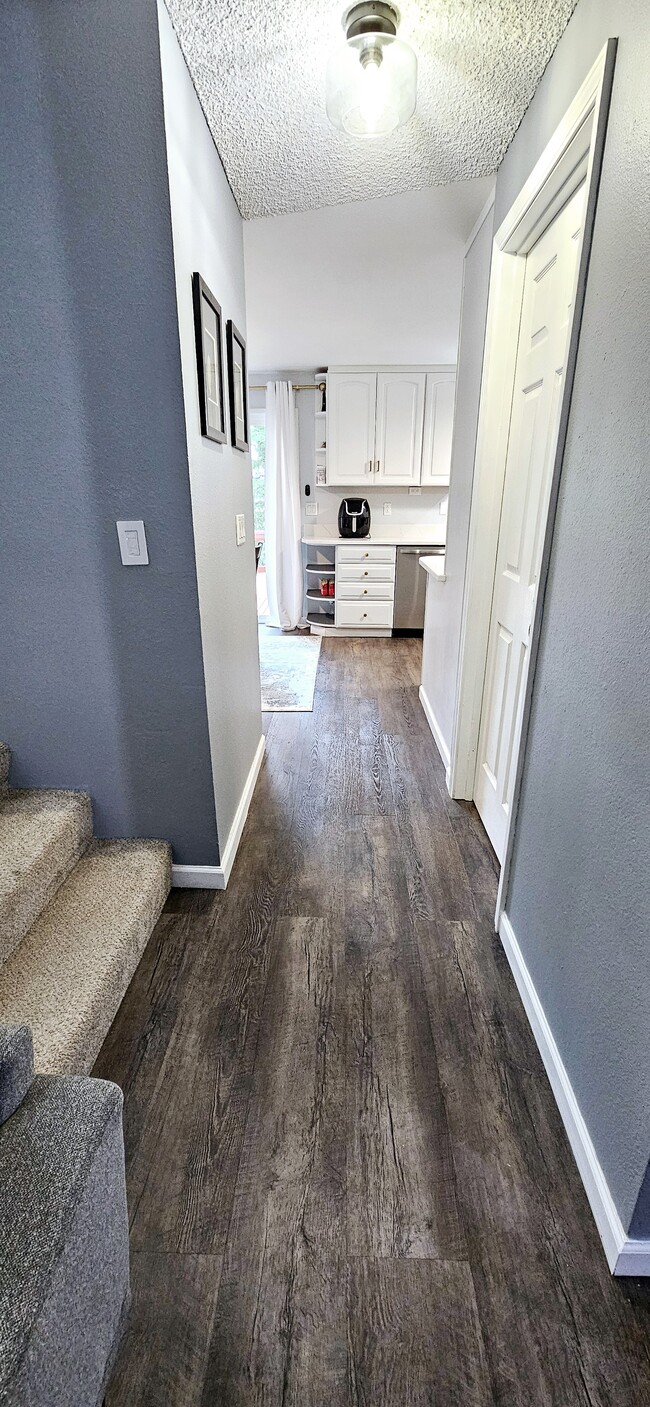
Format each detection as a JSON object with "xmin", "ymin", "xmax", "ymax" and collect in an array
[
  {"xmin": 374, "ymin": 373, "xmax": 426, "ymax": 486},
  {"xmin": 420, "ymin": 372, "xmax": 456, "ymax": 486},
  {"xmin": 327, "ymin": 373, "xmax": 377, "ymax": 485}
]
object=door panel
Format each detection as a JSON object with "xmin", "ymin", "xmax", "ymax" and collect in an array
[
  {"xmin": 421, "ymin": 373, "xmax": 456, "ymax": 485},
  {"xmin": 474, "ymin": 183, "xmax": 586, "ymax": 861},
  {"xmin": 375, "ymin": 373, "xmax": 426, "ymax": 485},
  {"xmin": 327, "ymin": 373, "xmax": 377, "ymax": 485}
]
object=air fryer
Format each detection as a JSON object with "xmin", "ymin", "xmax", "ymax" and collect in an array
[{"xmin": 338, "ymin": 498, "xmax": 371, "ymax": 538}]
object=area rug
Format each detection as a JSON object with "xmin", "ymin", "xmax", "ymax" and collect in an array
[{"xmin": 259, "ymin": 626, "xmax": 321, "ymax": 711}]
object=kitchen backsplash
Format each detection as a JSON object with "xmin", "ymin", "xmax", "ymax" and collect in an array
[{"xmin": 308, "ymin": 485, "xmax": 448, "ymax": 531}]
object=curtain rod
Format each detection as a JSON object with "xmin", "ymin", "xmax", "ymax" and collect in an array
[{"xmin": 250, "ymin": 382, "xmax": 326, "ymax": 392}]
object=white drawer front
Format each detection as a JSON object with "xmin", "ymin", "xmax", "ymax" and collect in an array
[
  {"xmin": 337, "ymin": 562, "xmax": 396, "ymax": 583},
  {"xmin": 336, "ymin": 600, "xmax": 394, "ymax": 629},
  {"xmin": 336, "ymin": 544, "xmax": 396, "ymax": 563},
  {"xmin": 337, "ymin": 580, "xmax": 395, "ymax": 601}
]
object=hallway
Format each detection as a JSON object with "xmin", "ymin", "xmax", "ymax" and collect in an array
[{"xmin": 98, "ymin": 639, "xmax": 650, "ymax": 1404}]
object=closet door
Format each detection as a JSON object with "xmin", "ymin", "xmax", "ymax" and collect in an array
[
  {"xmin": 374, "ymin": 373, "xmax": 426, "ymax": 486},
  {"xmin": 327, "ymin": 373, "xmax": 377, "ymax": 485},
  {"xmin": 420, "ymin": 372, "xmax": 456, "ymax": 486}
]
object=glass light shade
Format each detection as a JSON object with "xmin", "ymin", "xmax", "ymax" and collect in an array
[{"xmin": 326, "ymin": 32, "xmax": 417, "ymax": 138}]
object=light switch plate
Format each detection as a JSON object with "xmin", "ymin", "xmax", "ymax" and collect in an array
[
  {"xmin": 383, "ymin": 502, "xmax": 392, "ymax": 516},
  {"xmin": 235, "ymin": 513, "xmax": 246, "ymax": 546},
  {"xmin": 305, "ymin": 503, "xmax": 318, "ymax": 517},
  {"xmin": 116, "ymin": 520, "xmax": 149, "ymax": 566}
]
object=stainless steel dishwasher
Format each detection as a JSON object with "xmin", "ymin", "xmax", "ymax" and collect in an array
[{"xmin": 393, "ymin": 545, "xmax": 445, "ymax": 631}]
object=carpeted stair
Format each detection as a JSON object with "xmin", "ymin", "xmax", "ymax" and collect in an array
[{"xmin": 0, "ymin": 745, "xmax": 171, "ymax": 1074}]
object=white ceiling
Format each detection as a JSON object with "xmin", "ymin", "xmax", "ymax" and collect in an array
[
  {"xmin": 164, "ymin": 0, "xmax": 577, "ymax": 219},
  {"xmin": 243, "ymin": 179, "xmax": 492, "ymax": 367}
]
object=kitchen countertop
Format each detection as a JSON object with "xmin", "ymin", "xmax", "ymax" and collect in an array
[
  {"xmin": 420, "ymin": 553, "xmax": 447, "ymax": 581},
  {"xmin": 302, "ymin": 526, "xmax": 447, "ymax": 547}
]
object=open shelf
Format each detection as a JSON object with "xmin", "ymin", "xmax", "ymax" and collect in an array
[
  {"xmin": 307, "ymin": 611, "xmax": 337, "ymax": 631},
  {"xmin": 305, "ymin": 562, "xmax": 335, "ymax": 574},
  {"xmin": 306, "ymin": 587, "xmax": 336, "ymax": 602}
]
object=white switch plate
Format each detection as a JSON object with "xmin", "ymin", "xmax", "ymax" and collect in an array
[
  {"xmin": 235, "ymin": 513, "xmax": 246, "ymax": 546},
  {"xmin": 116, "ymin": 520, "xmax": 149, "ymax": 566},
  {"xmin": 305, "ymin": 503, "xmax": 318, "ymax": 517},
  {"xmin": 383, "ymin": 502, "xmax": 392, "ymax": 516},
  {"xmin": 408, "ymin": 486, "xmax": 422, "ymax": 496}
]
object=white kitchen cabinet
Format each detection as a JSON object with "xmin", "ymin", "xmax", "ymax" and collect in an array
[
  {"xmin": 420, "ymin": 372, "xmax": 456, "ymax": 486},
  {"xmin": 335, "ymin": 544, "xmax": 396, "ymax": 630},
  {"xmin": 326, "ymin": 373, "xmax": 377, "ymax": 486},
  {"xmin": 326, "ymin": 367, "xmax": 454, "ymax": 488},
  {"xmin": 374, "ymin": 373, "xmax": 426, "ymax": 485}
]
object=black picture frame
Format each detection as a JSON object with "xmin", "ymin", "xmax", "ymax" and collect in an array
[
  {"xmin": 192, "ymin": 272, "xmax": 227, "ymax": 444},
  {"xmin": 226, "ymin": 319, "xmax": 249, "ymax": 452}
]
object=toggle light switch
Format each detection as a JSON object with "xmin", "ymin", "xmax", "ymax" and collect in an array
[{"xmin": 116, "ymin": 520, "xmax": 149, "ymax": 565}]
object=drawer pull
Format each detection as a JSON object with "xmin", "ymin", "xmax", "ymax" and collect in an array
[
  {"xmin": 364, "ymin": 552, "xmax": 369, "ymax": 558},
  {"xmin": 363, "ymin": 589, "xmax": 367, "ymax": 594},
  {"xmin": 363, "ymin": 612, "xmax": 367, "ymax": 618},
  {"xmin": 364, "ymin": 570, "xmax": 368, "ymax": 576}
]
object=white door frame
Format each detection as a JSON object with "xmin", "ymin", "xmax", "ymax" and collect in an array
[{"xmin": 448, "ymin": 40, "xmax": 617, "ymax": 923}]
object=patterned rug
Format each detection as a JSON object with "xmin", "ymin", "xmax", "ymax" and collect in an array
[{"xmin": 258, "ymin": 626, "xmax": 322, "ymax": 711}]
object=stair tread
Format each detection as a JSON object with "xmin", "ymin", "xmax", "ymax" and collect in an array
[
  {"xmin": 0, "ymin": 789, "xmax": 92, "ymax": 966},
  {"xmin": 0, "ymin": 837, "xmax": 171, "ymax": 1074}
]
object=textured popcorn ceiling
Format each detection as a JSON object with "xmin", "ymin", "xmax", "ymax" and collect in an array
[{"xmin": 164, "ymin": 0, "xmax": 578, "ymax": 219}]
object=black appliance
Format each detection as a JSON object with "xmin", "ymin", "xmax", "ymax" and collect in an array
[{"xmin": 338, "ymin": 497, "xmax": 371, "ymax": 538}]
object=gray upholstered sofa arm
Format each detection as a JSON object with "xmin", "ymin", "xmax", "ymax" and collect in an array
[{"xmin": 0, "ymin": 1023, "xmax": 33, "ymax": 1125}]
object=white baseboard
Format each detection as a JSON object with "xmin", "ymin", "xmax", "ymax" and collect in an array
[
  {"xmin": 419, "ymin": 685, "xmax": 452, "ymax": 774},
  {"xmin": 499, "ymin": 911, "xmax": 650, "ymax": 1276},
  {"xmin": 172, "ymin": 735, "xmax": 266, "ymax": 892}
]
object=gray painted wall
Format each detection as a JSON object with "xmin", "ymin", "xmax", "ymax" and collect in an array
[
  {"xmin": 499, "ymin": 0, "xmax": 650, "ymax": 1234},
  {"xmin": 158, "ymin": 2, "xmax": 262, "ymax": 851},
  {"xmin": 0, "ymin": 0, "xmax": 218, "ymax": 864},
  {"xmin": 420, "ymin": 203, "xmax": 494, "ymax": 755}
]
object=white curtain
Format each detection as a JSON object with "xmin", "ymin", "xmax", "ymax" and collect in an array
[{"xmin": 264, "ymin": 381, "xmax": 303, "ymax": 631}]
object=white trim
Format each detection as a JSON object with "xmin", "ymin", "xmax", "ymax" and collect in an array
[
  {"xmin": 419, "ymin": 684, "xmax": 451, "ymax": 773},
  {"xmin": 171, "ymin": 864, "xmax": 225, "ymax": 890},
  {"xmin": 499, "ymin": 911, "xmax": 650, "ymax": 1276},
  {"xmin": 172, "ymin": 735, "xmax": 265, "ymax": 890},
  {"xmin": 463, "ymin": 186, "xmax": 496, "ymax": 258},
  {"xmin": 496, "ymin": 49, "xmax": 608, "ymax": 253}
]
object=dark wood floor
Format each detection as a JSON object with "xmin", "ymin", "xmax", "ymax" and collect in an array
[{"xmin": 97, "ymin": 638, "xmax": 650, "ymax": 1405}]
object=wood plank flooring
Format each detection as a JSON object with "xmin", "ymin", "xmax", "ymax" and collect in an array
[{"xmin": 97, "ymin": 637, "xmax": 650, "ymax": 1405}]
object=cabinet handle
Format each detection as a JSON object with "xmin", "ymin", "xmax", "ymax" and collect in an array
[
  {"xmin": 363, "ymin": 612, "xmax": 368, "ymax": 618},
  {"xmin": 375, "ymin": 460, "xmax": 380, "ymax": 474},
  {"xmin": 363, "ymin": 589, "xmax": 368, "ymax": 594},
  {"xmin": 363, "ymin": 570, "xmax": 369, "ymax": 576}
]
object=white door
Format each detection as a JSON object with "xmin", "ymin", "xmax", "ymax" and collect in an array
[
  {"xmin": 374, "ymin": 373, "xmax": 426, "ymax": 485},
  {"xmin": 474, "ymin": 182, "xmax": 586, "ymax": 860},
  {"xmin": 421, "ymin": 372, "xmax": 456, "ymax": 486},
  {"xmin": 326, "ymin": 373, "xmax": 377, "ymax": 485}
]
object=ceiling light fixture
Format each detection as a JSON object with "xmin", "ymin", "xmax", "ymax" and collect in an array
[{"xmin": 326, "ymin": 2, "xmax": 417, "ymax": 139}]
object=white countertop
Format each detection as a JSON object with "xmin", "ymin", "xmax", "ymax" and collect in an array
[
  {"xmin": 302, "ymin": 526, "xmax": 447, "ymax": 547},
  {"xmin": 420, "ymin": 553, "xmax": 447, "ymax": 581}
]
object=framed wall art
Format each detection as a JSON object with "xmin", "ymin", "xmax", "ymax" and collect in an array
[
  {"xmin": 226, "ymin": 319, "xmax": 249, "ymax": 452},
  {"xmin": 192, "ymin": 272, "xmax": 227, "ymax": 444}
]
